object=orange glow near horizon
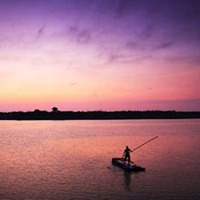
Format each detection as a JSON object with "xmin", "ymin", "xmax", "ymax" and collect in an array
[{"xmin": 0, "ymin": 1, "xmax": 200, "ymax": 111}]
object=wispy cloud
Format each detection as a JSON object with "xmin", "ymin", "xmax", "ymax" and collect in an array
[
  {"xmin": 163, "ymin": 54, "xmax": 200, "ymax": 66},
  {"xmin": 126, "ymin": 41, "xmax": 144, "ymax": 50},
  {"xmin": 77, "ymin": 29, "xmax": 92, "ymax": 44},
  {"xmin": 36, "ymin": 25, "xmax": 45, "ymax": 39},
  {"xmin": 0, "ymin": 0, "xmax": 200, "ymax": 111},
  {"xmin": 139, "ymin": 24, "xmax": 154, "ymax": 40},
  {"xmin": 66, "ymin": 26, "xmax": 92, "ymax": 44},
  {"xmin": 69, "ymin": 82, "xmax": 78, "ymax": 87},
  {"xmin": 153, "ymin": 41, "xmax": 174, "ymax": 50}
]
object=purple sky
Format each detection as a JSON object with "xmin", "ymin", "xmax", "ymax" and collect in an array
[{"xmin": 0, "ymin": 0, "xmax": 200, "ymax": 111}]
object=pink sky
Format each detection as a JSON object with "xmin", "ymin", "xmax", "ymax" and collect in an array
[{"xmin": 0, "ymin": 0, "xmax": 200, "ymax": 111}]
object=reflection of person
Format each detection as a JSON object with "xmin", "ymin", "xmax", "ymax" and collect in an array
[
  {"xmin": 124, "ymin": 171, "xmax": 132, "ymax": 191},
  {"xmin": 123, "ymin": 146, "xmax": 132, "ymax": 165}
]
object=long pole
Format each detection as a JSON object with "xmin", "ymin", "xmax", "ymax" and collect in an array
[
  {"xmin": 107, "ymin": 136, "xmax": 158, "ymax": 169},
  {"xmin": 131, "ymin": 136, "xmax": 158, "ymax": 152}
]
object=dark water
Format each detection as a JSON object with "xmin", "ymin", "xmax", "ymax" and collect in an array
[{"xmin": 0, "ymin": 119, "xmax": 200, "ymax": 200}]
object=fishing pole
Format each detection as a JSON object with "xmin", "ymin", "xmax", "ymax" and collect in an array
[
  {"xmin": 131, "ymin": 136, "xmax": 158, "ymax": 152},
  {"xmin": 107, "ymin": 136, "xmax": 158, "ymax": 169}
]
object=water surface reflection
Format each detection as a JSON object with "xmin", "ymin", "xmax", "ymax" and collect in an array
[{"xmin": 0, "ymin": 119, "xmax": 200, "ymax": 199}]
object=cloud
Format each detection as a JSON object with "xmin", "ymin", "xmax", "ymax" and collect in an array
[
  {"xmin": 106, "ymin": 51, "xmax": 152, "ymax": 65},
  {"xmin": 139, "ymin": 23, "xmax": 154, "ymax": 40},
  {"xmin": 163, "ymin": 55, "xmax": 200, "ymax": 67},
  {"xmin": 77, "ymin": 29, "xmax": 91, "ymax": 43},
  {"xmin": 36, "ymin": 25, "xmax": 45, "ymax": 39},
  {"xmin": 126, "ymin": 41, "xmax": 144, "ymax": 50},
  {"xmin": 107, "ymin": 53, "xmax": 125, "ymax": 63},
  {"xmin": 126, "ymin": 41, "xmax": 139, "ymax": 49},
  {"xmin": 153, "ymin": 41, "xmax": 174, "ymax": 50},
  {"xmin": 68, "ymin": 26, "xmax": 92, "ymax": 44},
  {"xmin": 69, "ymin": 82, "xmax": 78, "ymax": 87}
]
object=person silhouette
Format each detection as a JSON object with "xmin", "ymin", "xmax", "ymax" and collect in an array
[{"xmin": 123, "ymin": 146, "xmax": 132, "ymax": 165}]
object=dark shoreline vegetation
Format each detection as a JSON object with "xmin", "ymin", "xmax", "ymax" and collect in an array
[{"xmin": 0, "ymin": 110, "xmax": 200, "ymax": 120}]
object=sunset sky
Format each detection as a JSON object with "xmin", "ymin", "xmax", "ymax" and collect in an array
[{"xmin": 0, "ymin": 0, "xmax": 200, "ymax": 111}]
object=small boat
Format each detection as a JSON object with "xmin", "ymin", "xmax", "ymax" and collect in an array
[{"xmin": 112, "ymin": 158, "xmax": 145, "ymax": 172}]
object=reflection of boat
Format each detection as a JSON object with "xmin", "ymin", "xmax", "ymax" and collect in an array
[{"xmin": 112, "ymin": 158, "xmax": 145, "ymax": 172}]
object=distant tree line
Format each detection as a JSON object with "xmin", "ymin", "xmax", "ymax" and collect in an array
[{"xmin": 0, "ymin": 109, "xmax": 200, "ymax": 120}]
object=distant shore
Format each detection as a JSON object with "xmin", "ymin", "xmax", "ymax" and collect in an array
[{"xmin": 0, "ymin": 110, "xmax": 200, "ymax": 120}]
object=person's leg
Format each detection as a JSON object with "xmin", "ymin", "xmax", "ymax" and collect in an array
[
  {"xmin": 124, "ymin": 155, "xmax": 128, "ymax": 163},
  {"xmin": 128, "ymin": 155, "xmax": 130, "ymax": 165}
]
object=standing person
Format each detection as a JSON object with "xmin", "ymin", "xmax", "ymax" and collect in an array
[{"xmin": 123, "ymin": 146, "xmax": 132, "ymax": 165}]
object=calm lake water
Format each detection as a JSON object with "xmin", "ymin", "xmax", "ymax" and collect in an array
[{"xmin": 0, "ymin": 119, "xmax": 200, "ymax": 200}]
